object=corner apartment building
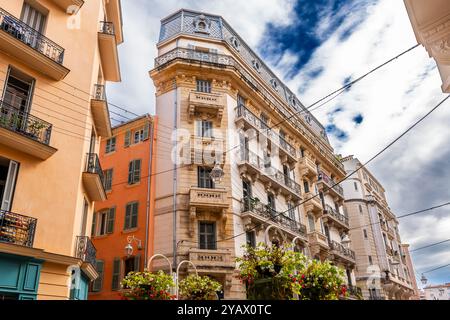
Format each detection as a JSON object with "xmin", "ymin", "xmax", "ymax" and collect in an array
[
  {"xmin": 150, "ymin": 9, "xmax": 357, "ymax": 299},
  {"xmin": 423, "ymin": 283, "xmax": 450, "ymax": 300},
  {"xmin": 341, "ymin": 155, "xmax": 416, "ymax": 300},
  {"xmin": 89, "ymin": 115, "xmax": 156, "ymax": 300},
  {"xmin": 0, "ymin": 0, "xmax": 123, "ymax": 300}
]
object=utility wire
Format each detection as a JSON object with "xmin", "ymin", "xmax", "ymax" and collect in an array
[
  {"xmin": 410, "ymin": 239, "xmax": 450, "ymax": 253},
  {"xmin": 422, "ymin": 263, "xmax": 450, "ymax": 274}
]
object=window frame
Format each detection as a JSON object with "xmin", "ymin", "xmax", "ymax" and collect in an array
[
  {"xmin": 196, "ymin": 80, "xmax": 211, "ymax": 93},
  {"xmin": 198, "ymin": 221, "xmax": 216, "ymax": 250},
  {"xmin": 128, "ymin": 159, "xmax": 142, "ymax": 185},
  {"xmin": 124, "ymin": 201, "xmax": 138, "ymax": 230},
  {"xmin": 105, "ymin": 137, "xmax": 116, "ymax": 154}
]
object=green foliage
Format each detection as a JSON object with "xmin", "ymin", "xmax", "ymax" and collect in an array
[
  {"xmin": 178, "ymin": 275, "xmax": 222, "ymax": 300},
  {"xmin": 120, "ymin": 270, "xmax": 175, "ymax": 300}
]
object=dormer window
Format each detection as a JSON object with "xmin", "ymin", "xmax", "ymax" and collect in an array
[
  {"xmin": 193, "ymin": 14, "xmax": 211, "ymax": 34},
  {"xmin": 230, "ymin": 36, "xmax": 240, "ymax": 51},
  {"xmin": 270, "ymin": 79, "xmax": 278, "ymax": 91},
  {"xmin": 252, "ymin": 59, "xmax": 261, "ymax": 72}
]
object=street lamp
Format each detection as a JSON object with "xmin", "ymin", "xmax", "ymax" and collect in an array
[
  {"xmin": 420, "ymin": 274, "xmax": 428, "ymax": 286},
  {"xmin": 210, "ymin": 161, "xmax": 224, "ymax": 184},
  {"xmin": 341, "ymin": 234, "xmax": 351, "ymax": 247},
  {"xmin": 125, "ymin": 235, "xmax": 142, "ymax": 257},
  {"xmin": 176, "ymin": 260, "xmax": 198, "ymax": 300}
]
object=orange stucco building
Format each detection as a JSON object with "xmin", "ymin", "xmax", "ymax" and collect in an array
[{"xmin": 89, "ymin": 115, "xmax": 157, "ymax": 300}]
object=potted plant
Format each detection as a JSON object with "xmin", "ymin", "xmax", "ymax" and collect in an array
[
  {"xmin": 178, "ymin": 275, "xmax": 222, "ymax": 300},
  {"xmin": 120, "ymin": 270, "xmax": 175, "ymax": 300}
]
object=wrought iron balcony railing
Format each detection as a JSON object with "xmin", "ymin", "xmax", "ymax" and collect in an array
[
  {"xmin": 241, "ymin": 197, "xmax": 307, "ymax": 236},
  {"xmin": 318, "ymin": 171, "xmax": 344, "ymax": 197},
  {"xmin": 0, "ymin": 8, "xmax": 65, "ymax": 64},
  {"xmin": 240, "ymin": 148, "xmax": 301, "ymax": 195},
  {"xmin": 99, "ymin": 21, "xmax": 115, "ymax": 35},
  {"xmin": 0, "ymin": 210, "xmax": 37, "ymax": 248},
  {"xmin": 0, "ymin": 100, "xmax": 52, "ymax": 145},
  {"xmin": 75, "ymin": 236, "xmax": 96, "ymax": 266},
  {"xmin": 325, "ymin": 205, "xmax": 349, "ymax": 226},
  {"xmin": 329, "ymin": 240, "xmax": 355, "ymax": 260},
  {"xmin": 93, "ymin": 84, "xmax": 106, "ymax": 101},
  {"xmin": 155, "ymin": 47, "xmax": 345, "ymax": 173},
  {"xmin": 85, "ymin": 153, "xmax": 105, "ymax": 184},
  {"xmin": 236, "ymin": 105, "xmax": 297, "ymax": 159}
]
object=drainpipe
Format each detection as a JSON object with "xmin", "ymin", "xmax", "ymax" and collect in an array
[
  {"xmin": 172, "ymin": 81, "xmax": 178, "ymax": 272},
  {"xmin": 144, "ymin": 117, "xmax": 154, "ymax": 267}
]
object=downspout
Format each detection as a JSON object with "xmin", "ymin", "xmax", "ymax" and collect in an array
[
  {"xmin": 172, "ymin": 80, "xmax": 178, "ymax": 271},
  {"xmin": 144, "ymin": 117, "xmax": 154, "ymax": 266}
]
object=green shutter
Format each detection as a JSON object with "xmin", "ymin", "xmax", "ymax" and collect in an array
[
  {"xmin": 128, "ymin": 161, "xmax": 134, "ymax": 184},
  {"xmin": 134, "ymin": 254, "xmax": 141, "ymax": 272},
  {"xmin": 92, "ymin": 260, "xmax": 104, "ymax": 292},
  {"xmin": 111, "ymin": 258, "xmax": 121, "ymax": 291},
  {"xmin": 124, "ymin": 204, "xmax": 131, "ymax": 230},
  {"xmin": 91, "ymin": 212, "xmax": 97, "ymax": 237},
  {"xmin": 131, "ymin": 202, "xmax": 138, "ymax": 228},
  {"xmin": 124, "ymin": 130, "xmax": 131, "ymax": 147},
  {"xmin": 134, "ymin": 160, "xmax": 141, "ymax": 183},
  {"xmin": 143, "ymin": 122, "xmax": 150, "ymax": 140},
  {"xmin": 106, "ymin": 207, "xmax": 115, "ymax": 234}
]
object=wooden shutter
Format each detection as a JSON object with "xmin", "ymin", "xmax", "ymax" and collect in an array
[
  {"xmin": 21, "ymin": 3, "xmax": 46, "ymax": 33},
  {"xmin": 128, "ymin": 161, "xmax": 134, "ymax": 184},
  {"xmin": 1, "ymin": 161, "xmax": 19, "ymax": 211},
  {"xmin": 91, "ymin": 212, "xmax": 97, "ymax": 237},
  {"xmin": 134, "ymin": 160, "xmax": 141, "ymax": 183},
  {"xmin": 133, "ymin": 254, "xmax": 141, "ymax": 272},
  {"xmin": 124, "ymin": 204, "xmax": 131, "ymax": 229},
  {"xmin": 106, "ymin": 207, "xmax": 115, "ymax": 234},
  {"xmin": 124, "ymin": 130, "xmax": 131, "ymax": 147},
  {"xmin": 111, "ymin": 258, "xmax": 121, "ymax": 291},
  {"xmin": 131, "ymin": 202, "xmax": 138, "ymax": 228},
  {"xmin": 143, "ymin": 122, "xmax": 150, "ymax": 140},
  {"xmin": 92, "ymin": 261, "xmax": 104, "ymax": 292}
]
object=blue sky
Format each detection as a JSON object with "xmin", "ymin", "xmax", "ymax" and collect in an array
[{"xmin": 107, "ymin": 0, "xmax": 450, "ymax": 287}]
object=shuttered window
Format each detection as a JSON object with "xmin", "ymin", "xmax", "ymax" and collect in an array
[
  {"xmin": 105, "ymin": 137, "xmax": 116, "ymax": 153},
  {"xmin": 111, "ymin": 258, "xmax": 121, "ymax": 291},
  {"xmin": 91, "ymin": 260, "xmax": 104, "ymax": 292},
  {"xmin": 128, "ymin": 159, "xmax": 141, "ymax": 185},
  {"xmin": 106, "ymin": 207, "xmax": 115, "ymax": 234},
  {"xmin": 20, "ymin": 3, "xmax": 46, "ymax": 33},
  {"xmin": 124, "ymin": 202, "xmax": 138, "ymax": 230},
  {"xmin": 103, "ymin": 168, "xmax": 113, "ymax": 191},
  {"xmin": 124, "ymin": 130, "xmax": 131, "ymax": 147}
]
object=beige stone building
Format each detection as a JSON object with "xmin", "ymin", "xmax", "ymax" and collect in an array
[
  {"xmin": 150, "ymin": 9, "xmax": 358, "ymax": 299},
  {"xmin": 404, "ymin": 0, "xmax": 450, "ymax": 93},
  {"xmin": 341, "ymin": 155, "xmax": 417, "ymax": 300},
  {"xmin": 0, "ymin": 0, "xmax": 123, "ymax": 299}
]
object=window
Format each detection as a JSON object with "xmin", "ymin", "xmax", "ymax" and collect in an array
[
  {"xmin": 105, "ymin": 137, "xmax": 116, "ymax": 153},
  {"xmin": 246, "ymin": 231, "xmax": 256, "ymax": 248},
  {"xmin": 260, "ymin": 113, "xmax": 269, "ymax": 130},
  {"xmin": 94, "ymin": 207, "xmax": 115, "ymax": 236},
  {"xmin": 124, "ymin": 255, "xmax": 141, "ymax": 278},
  {"xmin": 237, "ymin": 94, "xmax": 246, "ymax": 107},
  {"xmin": 111, "ymin": 258, "xmax": 121, "ymax": 291},
  {"xmin": 98, "ymin": 211, "xmax": 108, "ymax": 236},
  {"xmin": 308, "ymin": 214, "xmax": 315, "ymax": 232},
  {"xmin": 133, "ymin": 128, "xmax": 144, "ymax": 144},
  {"xmin": 128, "ymin": 159, "xmax": 141, "ymax": 185},
  {"xmin": 196, "ymin": 120, "xmax": 213, "ymax": 138},
  {"xmin": 267, "ymin": 193, "xmax": 276, "ymax": 217},
  {"xmin": 359, "ymin": 204, "xmax": 363, "ymax": 214},
  {"xmin": 303, "ymin": 180, "xmax": 310, "ymax": 193},
  {"xmin": 299, "ymin": 148, "xmax": 305, "ymax": 158},
  {"xmin": 198, "ymin": 167, "xmax": 214, "ymax": 189},
  {"xmin": 368, "ymin": 255, "xmax": 373, "ymax": 265},
  {"xmin": 103, "ymin": 168, "xmax": 113, "ymax": 191},
  {"xmin": 124, "ymin": 202, "xmax": 138, "ymax": 230},
  {"xmin": 21, "ymin": 3, "xmax": 46, "ymax": 33},
  {"xmin": 199, "ymin": 222, "xmax": 216, "ymax": 250},
  {"xmin": 196, "ymin": 80, "xmax": 211, "ymax": 93},
  {"xmin": 363, "ymin": 229, "xmax": 368, "ymax": 239},
  {"xmin": 91, "ymin": 260, "xmax": 104, "ymax": 292},
  {"xmin": 3, "ymin": 67, "xmax": 35, "ymax": 113},
  {"xmin": 354, "ymin": 182, "xmax": 358, "ymax": 191}
]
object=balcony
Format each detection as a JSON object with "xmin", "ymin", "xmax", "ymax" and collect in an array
[
  {"xmin": 188, "ymin": 91, "xmax": 226, "ymax": 123},
  {"xmin": 240, "ymin": 197, "xmax": 308, "ymax": 240},
  {"xmin": 104, "ymin": 0, "xmax": 123, "ymax": 44},
  {"xmin": 317, "ymin": 171, "xmax": 344, "ymax": 201},
  {"xmin": 238, "ymin": 149, "xmax": 301, "ymax": 201},
  {"xmin": 50, "ymin": 0, "xmax": 84, "ymax": 13},
  {"xmin": 235, "ymin": 105, "xmax": 297, "ymax": 166},
  {"xmin": 188, "ymin": 248, "xmax": 234, "ymax": 272},
  {"xmin": 75, "ymin": 236, "xmax": 96, "ymax": 267},
  {"xmin": 0, "ymin": 100, "xmax": 57, "ymax": 160},
  {"xmin": 90, "ymin": 84, "xmax": 112, "ymax": 137},
  {"xmin": 298, "ymin": 156, "xmax": 318, "ymax": 180},
  {"xmin": 328, "ymin": 240, "xmax": 356, "ymax": 265},
  {"xmin": 82, "ymin": 153, "xmax": 106, "ymax": 201},
  {"xmin": 98, "ymin": 21, "xmax": 121, "ymax": 82},
  {"xmin": 189, "ymin": 187, "xmax": 228, "ymax": 210},
  {"xmin": 303, "ymin": 192, "xmax": 323, "ymax": 216},
  {"xmin": 308, "ymin": 231, "xmax": 329, "ymax": 259},
  {"xmin": 190, "ymin": 135, "xmax": 225, "ymax": 165},
  {"xmin": 0, "ymin": 8, "xmax": 69, "ymax": 80},
  {"xmin": 387, "ymin": 227, "xmax": 396, "ymax": 240},
  {"xmin": 0, "ymin": 210, "xmax": 37, "ymax": 248},
  {"xmin": 323, "ymin": 205, "xmax": 349, "ymax": 231}
]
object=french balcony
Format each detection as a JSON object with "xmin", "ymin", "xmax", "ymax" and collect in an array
[
  {"xmin": 50, "ymin": 0, "xmax": 84, "ymax": 13},
  {"xmin": 90, "ymin": 84, "xmax": 112, "ymax": 137},
  {"xmin": 0, "ymin": 100, "xmax": 56, "ymax": 160},
  {"xmin": 298, "ymin": 156, "xmax": 318, "ymax": 181},
  {"xmin": 190, "ymin": 135, "xmax": 225, "ymax": 165},
  {"xmin": 188, "ymin": 91, "xmax": 226, "ymax": 124},
  {"xmin": 238, "ymin": 149, "xmax": 302, "ymax": 201},
  {"xmin": 317, "ymin": 171, "xmax": 344, "ymax": 201},
  {"xmin": 75, "ymin": 235, "xmax": 96, "ymax": 267},
  {"xmin": 240, "ymin": 197, "xmax": 308, "ymax": 240},
  {"xmin": 0, "ymin": 210, "xmax": 37, "ymax": 248},
  {"xmin": 0, "ymin": 8, "xmax": 69, "ymax": 80},
  {"xmin": 328, "ymin": 240, "xmax": 356, "ymax": 265},
  {"xmin": 82, "ymin": 153, "xmax": 106, "ymax": 201},
  {"xmin": 235, "ymin": 105, "xmax": 297, "ymax": 166},
  {"xmin": 303, "ymin": 192, "xmax": 323, "ymax": 217},
  {"xmin": 98, "ymin": 21, "xmax": 121, "ymax": 82},
  {"xmin": 323, "ymin": 205, "xmax": 349, "ymax": 231},
  {"xmin": 188, "ymin": 248, "xmax": 234, "ymax": 272}
]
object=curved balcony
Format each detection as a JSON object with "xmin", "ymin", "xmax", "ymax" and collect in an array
[
  {"xmin": 299, "ymin": 156, "xmax": 318, "ymax": 180},
  {"xmin": 303, "ymin": 192, "xmax": 323, "ymax": 217},
  {"xmin": 82, "ymin": 153, "xmax": 106, "ymax": 201},
  {"xmin": 240, "ymin": 197, "xmax": 307, "ymax": 240},
  {"xmin": 0, "ymin": 100, "xmax": 56, "ymax": 160},
  {"xmin": 238, "ymin": 149, "xmax": 301, "ymax": 201},
  {"xmin": 0, "ymin": 8, "xmax": 69, "ymax": 80},
  {"xmin": 323, "ymin": 205, "xmax": 349, "ymax": 231},
  {"xmin": 317, "ymin": 171, "xmax": 344, "ymax": 201}
]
